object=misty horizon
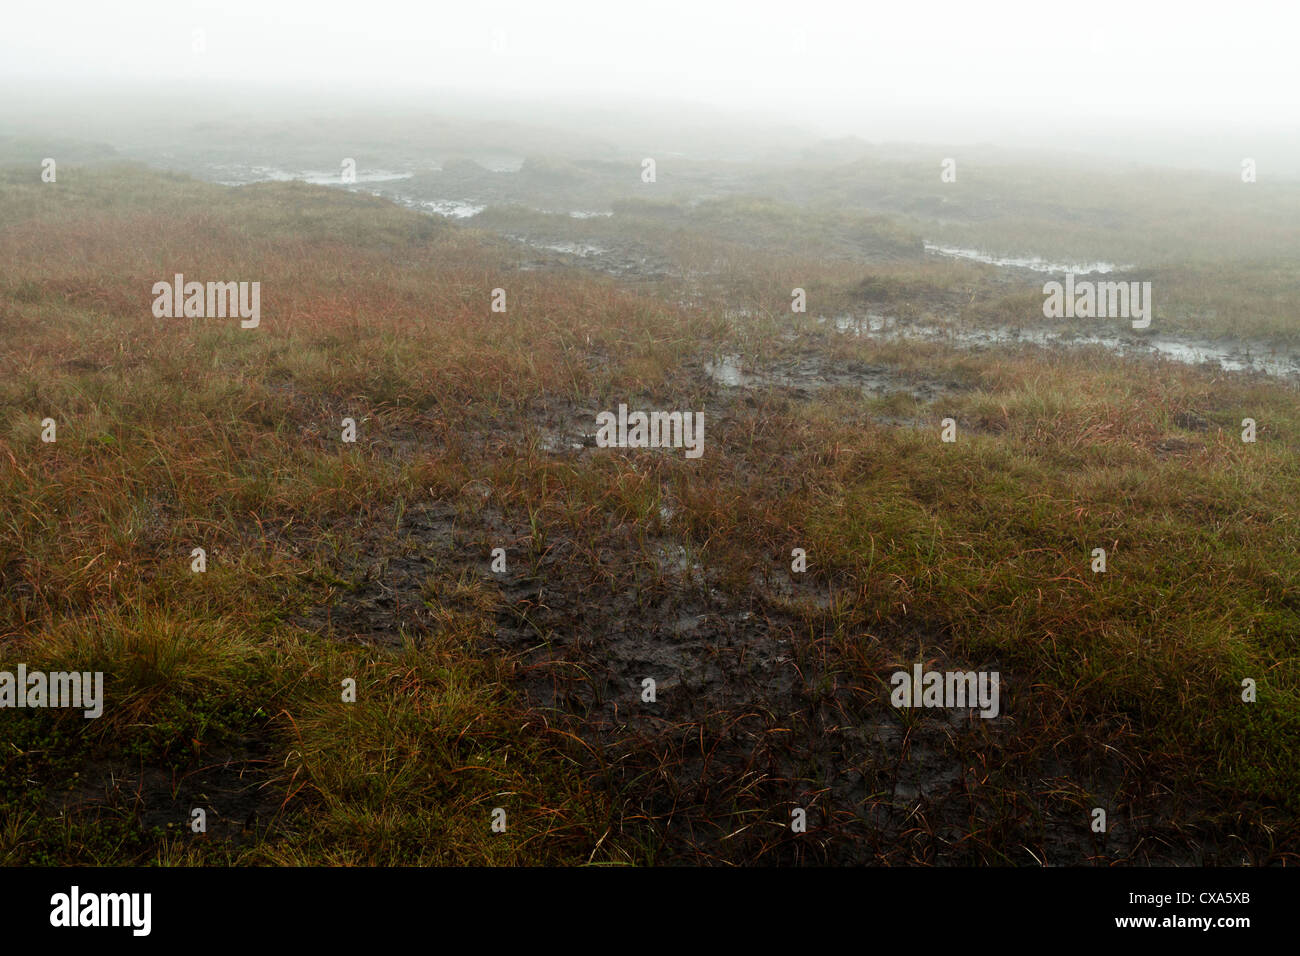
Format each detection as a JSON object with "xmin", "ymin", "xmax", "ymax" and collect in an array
[{"xmin": 4, "ymin": 1, "xmax": 1300, "ymax": 175}]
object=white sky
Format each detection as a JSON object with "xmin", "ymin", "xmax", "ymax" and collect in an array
[{"xmin": 4, "ymin": 0, "xmax": 1299, "ymax": 133}]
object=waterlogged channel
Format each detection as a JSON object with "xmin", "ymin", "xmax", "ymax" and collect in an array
[
  {"xmin": 205, "ymin": 165, "xmax": 610, "ymax": 227},
  {"xmin": 208, "ymin": 164, "xmax": 417, "ymax": 186},
  {"xmin": 922, "ymin": 241, "xmax": 1128, "ymax": 275},
  {"xmin": 908, "ymin": 243, "xmax": 1300, "ymax": 378},
  {"xmin": 825, "ymin": 313, "xmax": 1300, "ymax": 379}
]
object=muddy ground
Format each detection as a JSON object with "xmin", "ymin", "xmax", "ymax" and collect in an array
[{"xmin": 279, "ymin": 332, "xmax": 1244, "ymax": 865}]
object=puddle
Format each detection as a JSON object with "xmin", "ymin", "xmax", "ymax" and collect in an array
[
  {"xmin": 210, "ymin": 164, "xmax": 414, "ymax": 187},
  {"xmin": 922, "ymin": 241, "xmax": 1128, "ymax": 275},
  {"xmin": 537, "ymin": 240, "xmax": 609, "ymax": 257},
  {"xmin": 569, "ymin": 210, "xmax": 613, "ymax": 219},
  {"xmin": 505, "ymin": 235, "xmax": 610, "ymax": 257},
  {"xmin": 706, "ymin": 352, "xmax": 952, "ymax": 400},
  {"xmin": 422, "ymin": 199, "xmax": 485, "ymax": 219},
  {"xmin": 834, "ymin": 313, "xmax": 895, "ymax": 334},
  {"xmin": 539, "ymin": 431, "xmax": 588, "ymax": 453},
  {"xmin": 826, "ymin": 315, "xmax": 1300, "ymax": 379},
  {"xmin": 654, "ymin": 541, "xmax": 704, "ymax": 578},
  {"xmin": 303, "ymin": 169, "xmax": 413, "ymax": 185},
  {"xmin": 704, "ymin": 354, "xmax": 752, "ymax": 387}
]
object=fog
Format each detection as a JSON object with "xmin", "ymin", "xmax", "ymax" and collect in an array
[{"xmin": 3, "ymin": 1, "xmax": 1300, "ymax": 173}]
